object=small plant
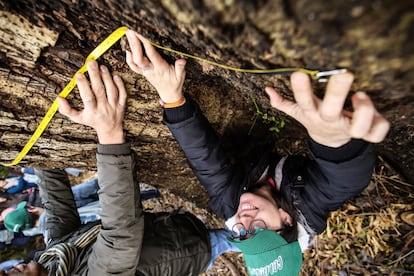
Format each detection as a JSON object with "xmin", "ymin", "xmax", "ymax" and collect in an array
[{"xmin": 248, "ymin": 96, "xmax": 285, "ymax": 135}]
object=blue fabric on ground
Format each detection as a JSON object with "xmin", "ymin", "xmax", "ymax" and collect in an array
[
  {"xmin": 64, "ymin": 167, "xmax": 84, "ymax": 176},
  {"xmin": 0, "ymin": 259, "xmax": 23, "ymax": 271},
  {"xmin": 207, "ymin": 229, "xmax": 241, "ymax": 269},
  {"xmin": 71, "ymin": 178, "xmax": 99, "ymax": 208}
]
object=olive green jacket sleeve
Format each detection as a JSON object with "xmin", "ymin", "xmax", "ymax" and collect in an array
[{"xmin": 86, "ymin": 143, "xmax": 144, "ymax": 275}]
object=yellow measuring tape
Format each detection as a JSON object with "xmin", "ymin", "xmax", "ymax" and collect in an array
[
  {"xmin": 149, "ymin": 41, "xmax": 319, "ymax": 77},
  {"xmin": 2, "ymin": 26, "xmax": 330, "ymax": 167},
  {"xmin": 2, "ymin": 26, "xmax": 128, "ymax": 166}
]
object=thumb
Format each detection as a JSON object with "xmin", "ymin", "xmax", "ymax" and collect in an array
[
  {"xmin": 264, "ymin": 87, "xmax": 296, "ymax": 118},
  {"xmin": 175, "ymin": 59, "xmax": 186, "ymax": 81},
  {"xmin": 57, "ymin": 97, "xmax": 81, "ymax": 123}
]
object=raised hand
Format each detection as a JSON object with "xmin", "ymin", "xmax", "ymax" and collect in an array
[
  {"xmin": 125, "ymin": 29, "xmax": 186, "ymax": 104},
  {"xmin": 57, "ymin": 60, "xmax": 127, "ymax": 144},
  {"xmin": 265, "ymin": 72, "xmax": 390, "ymax": 147}
]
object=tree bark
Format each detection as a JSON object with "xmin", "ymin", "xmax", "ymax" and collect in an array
[
  {"xmin": 1, "ymin": 1, "xmax": 413, "ymax": 275},
  {"xmin": 0, "ymin": 0, "xmax": 413, "ymax": 185}
]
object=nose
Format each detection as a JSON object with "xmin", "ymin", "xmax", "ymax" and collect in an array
[{"xmin": 238, "ymin": 215, "xmax": 254, "ymax": 230}]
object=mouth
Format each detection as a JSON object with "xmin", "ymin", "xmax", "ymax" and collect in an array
[
  {"xmin": 238, "ymin": 202, "xmax": 259, "ymax": 216},
  {"xmin": 240, "ymin": 203, "xmax": 257, "ymax": 211}
]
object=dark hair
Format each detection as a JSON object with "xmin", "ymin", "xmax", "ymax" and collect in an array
[
  {"xmin": 240, "ymin": 142, "xmax": 299, "ymax": 243},
  {"xmin": 271, "ymin": 187, "xmax": 298, "ymax": 243},
  {"xmin": 249, "ymin": 179, "xmax": 299, "ymax": 243},
  {"xmin": 27, "ymin": 212, "xmax": 38, "ymax": 228}
]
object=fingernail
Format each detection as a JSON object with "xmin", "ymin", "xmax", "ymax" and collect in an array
[
  {"xmin": 356, "ymin": 91, "xmax": 367, "ymax": 99},
  {"xmin": 100, "ymin": 65, "xmax": 108, "ymax": 73},
  {"xmin": 88, "ymin": 60, "xmax": 97, "ymax": 68},
  {"xmin": 114, "ymin": 75, "xmax": 121, "ymax": 81},
  {"xmin": 76, "ymin": 74, "xmax": 83, "ymax": 80},
  {"xmin": 334, "ymin": 72, "xmax": 353, "ymax": 83}
]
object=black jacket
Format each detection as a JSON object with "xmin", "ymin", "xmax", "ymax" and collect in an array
[{"xmin": 164, "ymin": 95, "xmax": 376, "ymax": 235}]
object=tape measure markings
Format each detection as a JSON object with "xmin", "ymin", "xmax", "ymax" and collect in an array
[
  {"xmin": 3, "ymin": 26, "xmax": 332, "ymax": 166},
  {"xmin": 2, "ymin": 26, "xmax": 127, "ymax": 166}
]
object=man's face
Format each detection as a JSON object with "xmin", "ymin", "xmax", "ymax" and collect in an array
[
  {"xmin": 0, "ymin": 261, "xmax": 48, "ymax": 276},
  {"xmin": 235, "ymin": 185, "xmax": 292, "ymax": 232}
]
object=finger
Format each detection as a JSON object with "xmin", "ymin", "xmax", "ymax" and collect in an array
[
  {"xmin": 113, "ymin": 75, "xmax": 127, "ymax": 107},
  {"xmin": 126, "ymin": 50, "xmax": 141, "ymax": 74},
  {"xmin": 320, "ymin": 72, "xmax": 354, "ymax": 121},
  {"xmin": 100, "ymin": 65, "xmax": 118, "ymax": 106},
  {"xmin": 290, "ymin": 71, "xmax": 317, "ymax": 112},
  {"xmin": 175, "ymin": 58, "xmax": 187, "ymax": 82},
  {"xmin": 137, "ymin": 33, "xmax": 170, "ymax": 68},
  {"xmin": 126, "ymin": 30, "xmax": 150, "ymax": 67},
  {"xmin": 349, "ymin": 92, "xmax": 376, "ymax": 138},
  {"xmin": 57, "ymin": 96, "xmax": 82, "ymax": 124},
  {"xmin": 362, "ymin": 112, "xmax": 390, "ymax": 143},
  {"xmin": 87, "ymin": 60, "xmax": 106, "ymax": 103},
  {"xmin": 76, "ymin": 73, "xmax": 95, "ymax": 110},
  {"xmin": 350, "ymin": 91, "xmax": 390, "ymax": 142},
  {"xmin": 264, "ymin": 87, "xmax": 298, "ymax": 118}
]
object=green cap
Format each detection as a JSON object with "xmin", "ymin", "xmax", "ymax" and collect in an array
[
  {"xmin": 4, "ymin": 201, "xmax": 30, "ymax": 232},
  {"xmin": 228, "ymin": 229, "xmax": 302, "ymax": 276}
]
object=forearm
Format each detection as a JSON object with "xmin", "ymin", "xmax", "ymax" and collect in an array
[
  {"xmin": 164, "ymin": 97, "xmax": 241, "ymax": 218},
  {"xmin": 96, "ymin": 143, "xmax": 141, "ymax": 230},
  {"xmin": 36, "ymin": 169, "xmax": 81, "ymax": 241},
  {"xmin": 308, "ymin": 137, "xmax": 369, "ymax": 163},
  {"xmin": 88, "ymin": 143, "xmax": 144, "ymax": 274},
  {"xmin": 163, "ymin": 94, "xmax": 195, "ymax": 123},
  {"xmin": 307, "ymin": 138, "xmax": 376, "ymax": 199}
]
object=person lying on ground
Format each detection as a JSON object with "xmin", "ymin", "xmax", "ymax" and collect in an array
[
  {"xmin": 0, "ymin": 59, "xmax": 214, "ymax": 276},
  {"xmin": 0, "ymin": 173, "xmax": 38, "ymax": 194},
  {"xmin": 0, "ymin": 168, "xmax": 90, "ymax": 210},
  {"xmin": 0, "ymin": 190, "xmax": 30, "ymax": 210},
  {"xmin": 125, "ymin": 29, "xmax": 390, "ymax": 275},
  {"xmin": 1, "ymin": 177, "xmax": 159, "ymax": 241},
  {"xmin": 0, "ymin": 178, "xmax": 100, "ymax": 241}
]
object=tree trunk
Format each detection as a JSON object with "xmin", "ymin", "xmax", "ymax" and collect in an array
[
  {"xmin": 1, "ymin": 0, "xmax": 413, "ymax": 205},
  {"xmin": 1, "ymin": 0, "xmax": 413, "ymax": 181}
]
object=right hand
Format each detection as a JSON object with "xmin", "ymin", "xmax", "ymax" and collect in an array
[
  {"xmin": 58, "ymin": 60, "xmax": 127, "ymax": 145},
  {"xmin": 125, "ymin": 29, "xmax": 186, "ymax": 104},
  {"xmin": 265, "ymin": 72, "xmax": 390, "ymax": 147}
]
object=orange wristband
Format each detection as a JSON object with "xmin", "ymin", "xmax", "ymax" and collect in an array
[{"xmin": 161, "ymin": 96, "xmax": 186, "ymax": 108}]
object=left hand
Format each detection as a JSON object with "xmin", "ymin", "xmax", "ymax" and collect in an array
[
  {"xmin": 125, "ymin": 30, "xmax": 186, "ymax": 104},
  {"xmin": 58, "ymin": 60, "xmax": 127, "ymax": 144},
  {"xmin": 265, "ymin": 72, "xmax": 390, "ymax": 147}
]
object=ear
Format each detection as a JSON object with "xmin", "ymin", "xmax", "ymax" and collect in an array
[{"xmin": 279, "ymin": 208, "xmax": 293, "ymax": 227}]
